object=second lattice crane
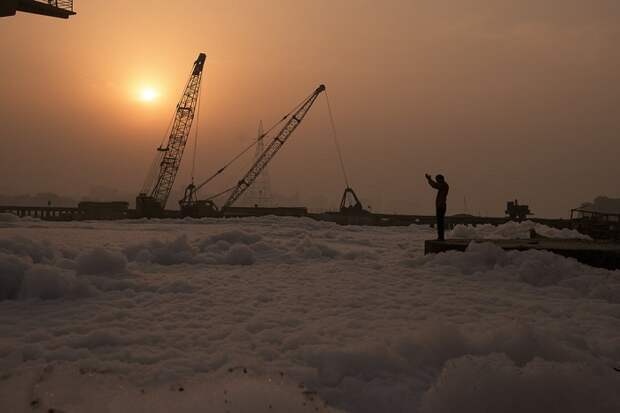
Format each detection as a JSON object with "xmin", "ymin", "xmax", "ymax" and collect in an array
[{"xmin": 179, "ymin": 84, "xmax": 326, "ymax": 217}]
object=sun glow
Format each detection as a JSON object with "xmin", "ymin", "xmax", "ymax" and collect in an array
[{"xmin": 139, "ymin": 87, "xmax": 159, "ymax": 102}]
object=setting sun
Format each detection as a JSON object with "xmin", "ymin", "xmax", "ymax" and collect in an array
[{"xmin": 139, "ymin": 87, "xmax": 159, "ymax": 102}]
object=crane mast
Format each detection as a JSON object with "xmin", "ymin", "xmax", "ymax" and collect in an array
[
  {"xmin": 136, "ymin": 53, "xmax": 206, "ymax": 217},
  {"xmin": 223, "ymin": 84, "xmax": 325, "ymax": 208}
]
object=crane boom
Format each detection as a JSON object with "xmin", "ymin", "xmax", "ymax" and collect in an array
[
  {"xmin": 223, "ymin": 84, "xmax": 325, "ymax": 208},
  {"xmin": 137, "ymin": 53, "xmax": 206, "ymax": 217}
]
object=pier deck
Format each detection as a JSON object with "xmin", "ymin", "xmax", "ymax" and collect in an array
[{"xmin": 425, "ymin": 239, "xmax": 620, "ymax": 270}]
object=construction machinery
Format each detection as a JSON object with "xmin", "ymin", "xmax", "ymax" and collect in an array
[
  {"xmin": 1, "ymin": 0, "xmax": 75, "ymax": 18},
  {"xmin": 323, "ymin": 89, "xmax": 365, "ymax": 215},
  {"xmin": 570, "ymin": 208, "xmax": 620, "ymax": 241},
  {"xmin": 136, "ymin": 53, "xmax": 206, "ymax": 218},
  {"xmin": 179, "ymin": 84, "xmax": 328, "ymax": 217},
  {"xmin": 505, "ymin": 199, "xmax": 532, "ymax": 221},
  {"xmin": 339, "ymin": 187, "xmax": 364, "ymax": 214}
]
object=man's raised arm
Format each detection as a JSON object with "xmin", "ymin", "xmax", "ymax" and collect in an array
[{"xmin": 425, "ymin": 173, "xmax": 439, "ymax": 189}]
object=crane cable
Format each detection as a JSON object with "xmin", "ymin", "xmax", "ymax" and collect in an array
[
  {"xmin": 204, "ymin": 185, "xmax": 237, "ymax": 201},
  {"xmin": 191, "ymin": 90, "xmax": 316, "ymax": 196},
  {"xmin": 140, "ymin": 108, "xmax": 177, "ymax": 194},
  {"xmin": 324, "ymin": 91, "xmax": 350, "ymax": 188},
  {"xmin": 192, "ymin": 139, "xmax": 259, "ymax": 193}
]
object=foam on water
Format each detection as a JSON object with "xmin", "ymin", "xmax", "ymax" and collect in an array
[{"xmin": 0, "ymin": 217, "xmax": 618, "ymax": 412}]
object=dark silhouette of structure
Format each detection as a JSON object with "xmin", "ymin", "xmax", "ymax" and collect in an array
[
  {"xmin": 426, "ymin": 173, "xmax": 449, "ymax": 241},
  {"xmin": 1, "ymin": 0, "xmax": 75, "ymax": 18},
  {"xmin": 339, "ymin": 187, "xmax": 365, "ymax": 214},
  {"xmin": 571, "ymin": 208, "xmax": 620, "ymax": 241},
  {"xmin": 505, "ymin": 199, "xmax": 532, "ymax": 221}
]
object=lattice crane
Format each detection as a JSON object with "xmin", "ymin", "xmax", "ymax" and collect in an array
[
  {"xmin": 179, "ymin": 84, "xmax": 325, "ymax": 216},
  {"xmin": 136, "ymin": 53, "xmax": 206, "ymax": 217},
  {"xmin": 223, "ymin": 85, "xmax": 325, "ymax": 208}
]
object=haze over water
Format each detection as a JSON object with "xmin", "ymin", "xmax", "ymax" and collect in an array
[{"xmin": 1, "ymin": 0, "xmax": 619, "ymax": 216}]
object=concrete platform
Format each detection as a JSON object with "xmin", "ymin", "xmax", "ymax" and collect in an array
[{"xmin": 425, "ymin": 239, "xmax": 620, "ymax": 270}]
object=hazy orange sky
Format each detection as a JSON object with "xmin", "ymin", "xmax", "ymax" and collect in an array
[{"xmin": 1, "ymin": 0, "xmax": 619, "ymax": 216}]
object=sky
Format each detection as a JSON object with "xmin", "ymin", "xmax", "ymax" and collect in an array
[{"xmin": 1, "ymin": 0, "xmax": 619, "ymax": 217}]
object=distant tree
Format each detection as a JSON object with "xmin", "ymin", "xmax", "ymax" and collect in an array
[{"xmin": 579, "ymin": 196, "xmax": 620, "ymax": 214}]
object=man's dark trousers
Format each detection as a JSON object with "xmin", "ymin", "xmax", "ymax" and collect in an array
[{"xmin": 436, "ymin": 205, "xmax": 446, "ymax": 241}]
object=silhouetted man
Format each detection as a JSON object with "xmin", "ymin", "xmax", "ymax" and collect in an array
[{"xmin": 425, "ymin": 174, "xmax": 449, "ymax": 241}]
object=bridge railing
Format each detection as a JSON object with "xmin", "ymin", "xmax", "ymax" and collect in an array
[{"xmin": 35, "ymin": 0, "xmax": 73, "ymax": 12}]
